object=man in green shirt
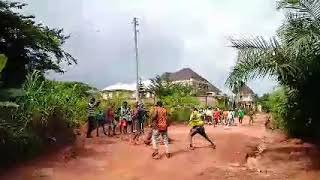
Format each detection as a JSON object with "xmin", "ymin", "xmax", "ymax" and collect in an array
[
  {"xmin": 238, "ymin": 109, "xmax": 244, "ymax": 124},
  {"xmin": 189, "ymin": 107, "xmax": 216, "ymax": 150}
]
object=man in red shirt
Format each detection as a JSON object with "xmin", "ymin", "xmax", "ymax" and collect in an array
[{"xmin": 214, "ymin": 108, "xmax": 221, "ymax": 127}]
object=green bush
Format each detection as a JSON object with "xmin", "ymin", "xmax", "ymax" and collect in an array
[
  {"xmin": 0, "ymin": 71, "xmax": 94, "ymax": 166},
  {"xmin": 171, "ymin": 108, "xmax": 192, "ymax": 123},
  {"xmin": 264, "ymin": 88, "xmax": 287, "ymax": 130}
]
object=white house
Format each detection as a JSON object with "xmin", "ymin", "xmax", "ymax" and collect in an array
[{"xmin": 101, "ymin": 80, "xmax": 154, "ymax": 100}]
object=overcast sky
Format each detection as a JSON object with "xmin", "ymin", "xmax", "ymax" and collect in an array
[{"xmin": 21, "ymin": 0, "xmax": 284, "ymax": 95}]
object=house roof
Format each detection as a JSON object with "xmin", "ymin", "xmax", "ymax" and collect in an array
[
  {"xmin": 102, "ymin": 80, "xmax": 151, "ymax": 92},
  {"xmin": 239, "ymin": 85, "xmax": 255, "ymax": 95},
  {"xmin": 163, "ymin": 68, "xmax": 221, "ymax": 93},
  {"xmin": 164, "ymin": 68, "xmax": 207, "ymax": 82}
]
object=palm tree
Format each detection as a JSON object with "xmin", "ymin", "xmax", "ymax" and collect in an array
[
  {"xmin": 226, "ymin": 0, "xmax": 320, "ymax": 90},
  {"xmin": 225, "ymin": 0, "xmax": 320, "ymax": 138}
]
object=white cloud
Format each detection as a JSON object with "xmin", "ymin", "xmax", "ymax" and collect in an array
[{"xmin": 24, "ymin": 0, "xmax": 284, "ymax": 95}]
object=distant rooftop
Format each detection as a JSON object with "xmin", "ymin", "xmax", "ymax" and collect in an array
[
  {"xmin": 162, "ymin": 68, "xmax": 221, "ymax": 93},
  {"xmin": 102, "ymin": 80, "xmax": 151, "ymax": 91},
  {"xmin": 239, "ymin": 85, "xmax": 255, "ymax": 95}
]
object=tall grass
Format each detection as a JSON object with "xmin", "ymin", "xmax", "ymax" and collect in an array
[{"xmin": 0, "ymin": 71, "xmax": 93, "ymax": 166}]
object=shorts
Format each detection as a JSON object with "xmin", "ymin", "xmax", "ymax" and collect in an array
[
  {"xmin": 119, "ymin": 119, "xmax": 127, "ymax": 127},
  {"xmin": 190, "ymin": 126, "xmax": 206, "ymax": 137},
  {"xmin": 127, "ymin": 120, "xmax": 132, "ymax": 126},
  {"xmin": 105, "ymin": 117, "xmax": 112, "ymax": 124}
]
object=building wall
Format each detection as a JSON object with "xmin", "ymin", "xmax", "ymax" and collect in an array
[
  {"xmin": 196, "ymin": 96, "xmax": 218, "ymax": 106},
  {"xmin": 172, "ymin": 78, "xmax": 210, "ymax": 95},
  {"xmin": 102, "ymin": 90, "xmax": 155, "ymax": 103},
  {"xmin": 102, "ymin": 90, "xmax": 135, "ymax": 100}
]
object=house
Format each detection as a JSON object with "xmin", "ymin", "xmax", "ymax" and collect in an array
[
  {"xmin": 236, "ymin": 85, "xmax": 256, "ymax": 107},
  {"xmin": 162, "ymin": 68, "xmax": 221, "ymax": 96},
  {"xmin": 162, "ymin": 68, "xmax": 223, "ymax": 106},
  {"xmin": 101, "ymin": 80, "xmax": 154, "ymax": 102}
]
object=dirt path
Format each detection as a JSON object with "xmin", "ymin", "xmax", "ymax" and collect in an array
[{"xmin": 1, "ymin": 114, "xmax": 319, "ymax": 180}]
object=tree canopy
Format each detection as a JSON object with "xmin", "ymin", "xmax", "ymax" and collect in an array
[{"xmin": 0, "ymin": 1, "xmax": 76, "ymax": 87}]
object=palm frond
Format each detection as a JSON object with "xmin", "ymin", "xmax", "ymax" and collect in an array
[
  {"xmin": 277, "ymin": 0, "xmax": 300, "ymax": 10},
  {"xmin": 279, "ymin": 0, "xmax": 320, "ymax": 23},
  {"xmin": 226, "ymin": 37, "xmax": 299, "ymax": 89},
  {"xmin": 300, "ymin": 0, "xmax": 320, "ymax": 21},
  {"xmin": 279, "ymin": 12, "xmax": 320, "ymax": 57}
]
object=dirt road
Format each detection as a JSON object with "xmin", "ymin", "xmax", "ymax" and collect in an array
[{"xmin": 1, "ymin": 114, "xmax": 319, "ymax": 180}]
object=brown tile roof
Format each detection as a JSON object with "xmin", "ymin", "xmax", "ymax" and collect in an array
[{"xmin": 162, "ymin": 68, "xmax": 221, "ymax": 93}]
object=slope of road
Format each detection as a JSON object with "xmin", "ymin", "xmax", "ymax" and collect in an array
[{"xmin": 1, "ymin": 114, "xmax": 319, "ymax": 180}]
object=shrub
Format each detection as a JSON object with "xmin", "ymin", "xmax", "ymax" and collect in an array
[
  {"xmin": 171, "ymin": 107, "xmax": 192, "ymax": 123},
  {"xmin": 264, "ymin": 88, "xmax": 287, "ymax": 130},
  {"xmin": 0, "ymin": 71, "xmax": 94, "ymax": 166}
]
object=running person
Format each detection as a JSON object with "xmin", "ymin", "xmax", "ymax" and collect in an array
[
  {"xmin": 189, "ymin": 107, "xmax": 216, "ymax": 150},
  {"xmin": 151, "ymin": 101, "xmax": 170, "ymax": 159}
]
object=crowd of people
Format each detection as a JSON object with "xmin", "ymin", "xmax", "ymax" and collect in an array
[
  {"xmin": 199, "ymin": 106, "xmax": 253, "ymax": 127},
  {"xmin": 85, "ymin": 97, "xmax": 254, "ymax": 159}
]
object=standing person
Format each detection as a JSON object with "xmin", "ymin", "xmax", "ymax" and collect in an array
[
  {"xmin": 248, "ymin": 107, "xmax": 254, "ymax": 125},
  {"xmin": 132, "ymin": 102, "xmax": 146, "ymax": 144},
  {"xmin": 223, "ymin": 110, "xmax": 229, "ymax": 125},
  {"xmin": 213, "ymin": 108, "xmax": 221, "ymax": 127},
  {"xmin": 119, "ymin": 101, "xmax": 131, "ymax": 135},
  {"xmin": 205, "ymin": 107, "xmax": 213, "ymax": 125},
  {"xmin": 189, "ymin": 107, "xmax": 216, "ymax": 150},
  {"xmin": 86, "ymin": 97, "xmax": 100, "ymax": 138},
  {"xmin": 96, "ymin": 110, "xmax": 107, "ymax": 137},
  {"xmin": 227, "ymin": 109, "xmax": 235, "ymax": 126},
  {"xmin": 151, "ymin": 101, "xmax": 170, "ymax": 159},
  {"xmin": 238, "ymin": 108, "xmax": 244, "ymax": 124},
  {"xmin": 106, "ymin": 104, "xmax": 115, "ymax": 136},
  {"xmin": 114, "ymin": 107, "xmax": 121, "ymax": 135}
]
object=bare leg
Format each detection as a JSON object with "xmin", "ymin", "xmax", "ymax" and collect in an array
[
  {"xmin": 152, "ymin": 129, "xmax": 160, "ymax": 158},
  {"xmin": 162, "ymin": 131, "xmax": 170, "ymax": 158},
  {"xmin": 102, "ymin": 124, "xmax": 107, "ymax": 135},
  {"xmin": 113, "ymin": 124, "xmax": 116, "ymax": 135},
  {"xmin": 96, "ymin": 125, "xmax": 99, "ymax": 137},
  {"xmin": 198, "ymin": 127, "xmax": 215, "ymax": 148},
  {"xmin": 189, "ymin": 128, "xmax": 197, "ymax": 149},
  {"xmin": 108, "ymin": 125, "xmax": 112, "ymax": 136}
]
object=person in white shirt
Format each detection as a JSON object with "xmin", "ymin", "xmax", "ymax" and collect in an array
[
  {"xmin": 205, "ymin": 107, "xmax": 214, "ymax": 125},
  {"xmin": 227, "ymin": 110, "xmax": 235, "ymax": 126}
]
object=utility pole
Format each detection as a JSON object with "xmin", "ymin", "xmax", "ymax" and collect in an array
[{"xmin": 133, "ymin": 17, "xmax": 140, "ymax": 102}]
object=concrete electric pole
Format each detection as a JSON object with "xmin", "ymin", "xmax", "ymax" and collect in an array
[{"xmin": 133, "ymin": 17, "xmax": 140, "ymax": 102}]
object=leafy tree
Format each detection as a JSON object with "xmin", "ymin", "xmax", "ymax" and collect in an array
[
  {"xmin": 148, "ymin": 75, "xmax": 171, "ymax": 98},
  {"xmin": 0, "ymin": 1, "xmax": 76, "ymax": 87},
  {"xmin": 226, "ymin": 0, "xmax": 320, "ymax": 138}
]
